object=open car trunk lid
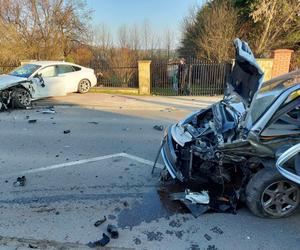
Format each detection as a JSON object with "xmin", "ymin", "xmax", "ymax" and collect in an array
[{"xmin": 226, "ymin": 38, "xmax": 264, "ymax": 106}]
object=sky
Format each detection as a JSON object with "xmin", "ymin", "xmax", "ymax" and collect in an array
[{"xmin": 86, "ymin": 0, "xmax": 203, "ymax": 47}]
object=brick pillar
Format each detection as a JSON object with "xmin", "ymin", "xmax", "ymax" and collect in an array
[
  {"xmin": 271, "ymin": 49, "xmax": 293, "ymax": 78},
  {"xmin": 138, "ymin": 60, "xmax": 151, "ymax": 95}
]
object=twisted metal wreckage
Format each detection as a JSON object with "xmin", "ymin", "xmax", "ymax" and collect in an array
[{"xmin": 154, "ymin": 38, "xmax": 300, "ymax": 218}]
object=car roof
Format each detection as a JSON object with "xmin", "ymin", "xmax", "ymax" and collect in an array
[{"xmin": 28, "ymin": 61, "xmax": 80, "ymax": 67}]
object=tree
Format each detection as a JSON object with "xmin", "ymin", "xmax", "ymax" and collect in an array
[
  {"xmin": 0, "ymin": 0, "xmax": 91, "ymax": 62},
  {"xmin": 179, "ymin": 0, "xmax": 238, "ymax": 62},
  {"xmin": 249, "ymin": 0, "xmax": 300, "ymax": 56}
]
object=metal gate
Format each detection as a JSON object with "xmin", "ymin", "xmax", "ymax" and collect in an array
[
  {"xmin": 151, "ymin": 59, "xmax": 232, "ymax": 96},
  {"xmin": 94, "ymin": 64, "xmax": 138, "ymax": 88}
]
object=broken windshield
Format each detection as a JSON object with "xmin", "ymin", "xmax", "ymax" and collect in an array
[
  {"xmin": 9, "ymin": 64, "xmax": 41, "ymax": 78},
  {"xmin": 249, "ymin": 71, "xmax": 300, "ymax": 124}
]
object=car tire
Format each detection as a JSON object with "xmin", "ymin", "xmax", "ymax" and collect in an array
[
  {"xmin": 78, "ymin": 79, "xmax": 91, "ymax": 94},
  {"xmin": 246, "ymin": 167, "xmax": 300, "ymax": 218},
  {"xmin": 11, "ymin": 88, "xmax": 31, "ymax": 109}
]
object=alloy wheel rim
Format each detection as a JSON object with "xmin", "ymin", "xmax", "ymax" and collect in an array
[
  {"xmin": 261, "ymin": 180, "xmax": 300, "ymax": 217},
  {"xmin": 17, "ymin": 90, "xmax": 31, "ymax": 106},
  {"xmin": 80, "ymin": 80, "xmax": 90, "ymax": 92}
]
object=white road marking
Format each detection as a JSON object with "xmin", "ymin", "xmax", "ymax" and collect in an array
[
  {"xmin": 122, "ymin": 153, "xmax": 163, "ymax": 168},
  {"xmin": 2, "ymin": 153, "xmax": 164, "ymax": 177}
]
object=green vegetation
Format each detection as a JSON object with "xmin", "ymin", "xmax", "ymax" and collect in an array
[{"xmin": 179, "ymin": 0, "xmax": 300, "ymax": 63}]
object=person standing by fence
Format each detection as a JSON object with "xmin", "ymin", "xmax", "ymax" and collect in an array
[{"xmin": 177, "ymin": 58, "xmax": 190, "ymax": 95}]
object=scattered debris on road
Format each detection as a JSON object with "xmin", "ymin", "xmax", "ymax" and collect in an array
[
  {"xmin": 28, "ymin": 243, "xmax": 38, "ymax": 249},
  {"xmin": 42, "ymin": 106, "xmax": 56, "ymax": 114},
  {"xmin": 170, "ymin": 190, "xmax": 237, "ymax": 218},
  {"xmin": 63, "ymin": 130, "xmax": 71, "ymax": 134},
  {"xmin": 204, "ymin": 234, "xmax": 212, "ymax": 241},
  {"xmin": 34, "ymin": 207, "xmax": 56, "ymax": 213},
  {"xmin": 87, "ymin": 233, "xmax": 110, "ymax": 248},
  {"xmin": 13, "ymin": 176, "xmax": 26, "ymax": 187},
  {"xmin": 107, "ymin": 224, "xmax": 119, "ymax": 239},
  {"xmin": 185, "ymin": 189, "xmax": 209, "ymax": 204},
  {"xmin": 88, "ymin": 121, "xmax": 99, "ymax": 125},
  {"xmin": 153, "ymin": 125, "xmax": 164, "ymax": 131},
  {"xmin": 28, "ymin": 119, "xmax": 37, "ymax": 123},
  {"xmin": 210, "ymin": 226, "xmax": 223, "ymax": 235},
  {"xmin": 94, "ymin": 216, "xmax": 107, "ymax": 227}
]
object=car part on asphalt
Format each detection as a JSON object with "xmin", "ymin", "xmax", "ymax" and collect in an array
[
  {"xmin": 28, "ymin": 244, "xmax": 38, "ymax": 249},
  {"xmin": 28, "ymin": 119, "xmax": 37, "ymax": 123},
  {"xmin": 159, "ymin": 38, "xmax": 300, "ymax": 218},
  {"xmin": 87, "ymin": 233, "xmax": 110, "ymax": 248},
  {"xmin": 204, "ymin": 234, "xmax": 212, "ymax": 241},
  {"xmin": 153, "ymin": 125, "xmax": 164, "ymax": 131},
  {"xmin": 210, "ymin": 226, "xmax": 223, "ymax": 235},
  {"xmin": 94, "ymin": 216, "xmax": 107, "ymax": 227},
  {"xmin": 185, "ymin": 189, "xmax": 209, "ymax": 204},
  {"xmin": 107, "ymin": 224, "xmax": 119, "ymax": 239},
  {"xmin": 63, "ymin": 130, "xmax": 71, "ymax": 134},
  {"xmin": 170, "ymin": 190, "xmax": 237, "ymax": 217},
  {"xmin": 13, "ymin": 176, "xmax": 26, "ymax": 187},
  {"xmin": 42, "ymin": 106, "xmax": 56, "ymax": 114}
]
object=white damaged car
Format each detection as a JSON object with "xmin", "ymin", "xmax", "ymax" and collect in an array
[{"xmin": 0, "ymin": 61, "xmax": 97, "ymax": 109}]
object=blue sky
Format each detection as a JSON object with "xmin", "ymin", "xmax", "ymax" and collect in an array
[{"xmin": 86, "ymin": 0, "xmax": 203, "ymax": 47}]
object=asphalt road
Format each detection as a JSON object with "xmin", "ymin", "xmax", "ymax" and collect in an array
[{"xmin": 0, "ymin": 93, "xmax": 300, "ymax": 250}]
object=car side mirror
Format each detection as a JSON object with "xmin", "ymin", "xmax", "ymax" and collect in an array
[
  {"xmin": 276, "ymin": 143, "xmax": 300, "ymax": 184},
  {"xmin": 34, "ymin": 73, "xmax": 45, "ymax": 87}
]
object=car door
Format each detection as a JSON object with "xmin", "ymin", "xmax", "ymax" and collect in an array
[
  {"xmin": 259, "ymin": 92, "xmax": 300, "ymax": 153},
  {"xmin": 56, "ymin": 65, "xmax": 78, "ymax": 93},
  {"xmin": 276, "ymin": 143, "xmax": 300, "ymax": 185},
  {"xmin": 32, "ymin": 65, "xmax": 67, "ymax": 98}
]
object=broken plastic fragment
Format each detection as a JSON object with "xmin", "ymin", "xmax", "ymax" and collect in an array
[
  {"xmin": 153, "ymin": 125, "xmax": 164, "ymax": 131},
  {"xmin": 42, "ymin": 108, "xmax": 55, "ymax": 114},
  {"xmin": 13, "ymin": 176, "xmax": 26, "ymax": 187},
  {"xmin": 63, "ymin": 130, "xmax": 71, "ymax": 134},
  {"xmin": 28, "ymin": 244, "xmax": 38, "ymax": 249},
  {"xmin": 28, "ymin": 119, "xmax": 37, "ymax": 123},
  {"xmin": 107, "ymin": 224, "xmax": 119, "ymax": 239},
  {"xmin": 94, "ymin": 216, "xmax": 107, "ymax": 227},
  {"xmin": 185, "ymin": 189, "xmax": 209, "ymax": 204},
  {"xmin": 204, "ymin": 234, "xmax": 212, "ymax": 241},
  {"xmin": 87, "ymin": 233, "xmax": 110, "ymax": 248}
]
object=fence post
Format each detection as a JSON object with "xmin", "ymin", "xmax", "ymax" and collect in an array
[
  {"xmin": 271, "ymin": 49, "xmax": 293, "ymax": 78},
  {"xmin": 138, "ymin": 60, "xmax": 151, "ymax": 95}
]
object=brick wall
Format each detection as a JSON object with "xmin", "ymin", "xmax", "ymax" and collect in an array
[{"xmin": 271, "ymin": 49, "xmax": 293, "ymax": 78}]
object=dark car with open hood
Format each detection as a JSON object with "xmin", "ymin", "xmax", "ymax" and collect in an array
[{"xmin": 160, "ymin": 38, "xmax": 300, "ymax": 218}]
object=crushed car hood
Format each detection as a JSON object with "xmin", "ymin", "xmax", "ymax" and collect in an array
[
  {"xmin": 0, "ymin": 74, "xmax": 28, "ymax": 91},
  {"xmin": 226, "ymin": 38, "xmax": 264, "ymax": 106}
]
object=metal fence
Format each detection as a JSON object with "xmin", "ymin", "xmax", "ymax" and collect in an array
[
  {"xmin": 94, "ymin": 65, "xmax": 138, "ymax": 88},
  {"xmin": 151, "ymin": 59, "xmax": 232, "ymax": 96}
]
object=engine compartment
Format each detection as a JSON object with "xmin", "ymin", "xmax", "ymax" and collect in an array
[{"xmin": 172, "ymin": 102, "xmax": 250, "ymax": 189}]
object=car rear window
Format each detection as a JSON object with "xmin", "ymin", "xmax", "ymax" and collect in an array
[
  {"xmin": 72, "ymin": 66, "xmax": 81, "ymax": 71},
  {"xmin": 57, "ymin": 65, "xmax": 74, "ymax": 74}
]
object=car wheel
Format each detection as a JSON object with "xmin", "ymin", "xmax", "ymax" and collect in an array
[
  {"xmin": 11, "ymin": 88, "xmax": 31, "ymax": 109},
  {"xmin": 246, "ymin": 167, "xmax": 300, "ymax": 218},
  {"xmin": 78, "ymin": 79, "xmax": 91, "ymax": 93}
]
